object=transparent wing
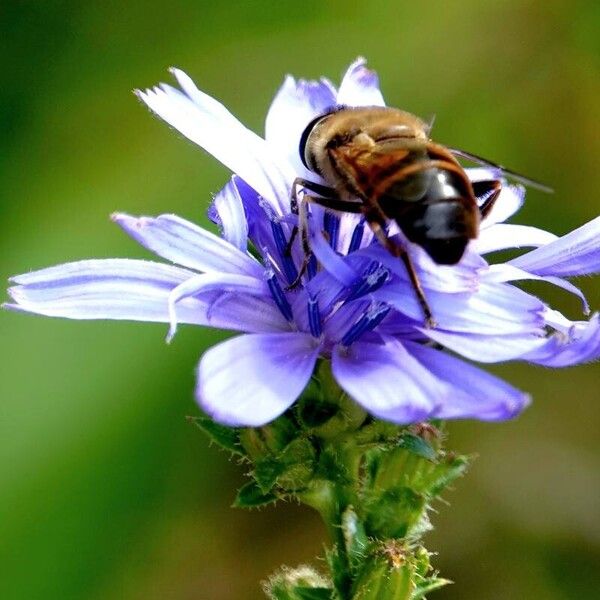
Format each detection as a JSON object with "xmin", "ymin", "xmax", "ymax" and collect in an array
[{"xmin": 449, "ymin": 147, "xmax": 554, "ymax": 193}]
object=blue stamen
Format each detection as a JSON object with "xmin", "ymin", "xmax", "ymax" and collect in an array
[
  {"xmin": 267, "ymin": 272, "xmax": 293, "ymax": 322},
  {"xmin": 323, "ymin": 212, "xmax": 340, "ymax": 250},
  {"xmin": 341, "ymin": 302, "xmax": 391, "ymax": 346},
  {"xmin": 346, "ymin": 261, "xmax": 390, "ymax": 301},
  {"xmin": 307, "ymin": 254, "xmax": 318, "ymax": 279},
  {"xmin": 270, "ymin": 221, "xmax": 299, "ymax": 285},
  {"xmin": 307, "ymin": 295, "xmax": 322, "ymax": 338},
  {"xmin": 348, "ymin": 219, "xmax": 365, "ymax": 253}
]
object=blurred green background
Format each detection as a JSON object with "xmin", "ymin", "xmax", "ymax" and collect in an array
[{"xmin": 1, "ymin": 1, "xmax": 599, "ymax": 599}]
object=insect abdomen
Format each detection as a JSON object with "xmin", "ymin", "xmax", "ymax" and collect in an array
[{"xmin": 379, "ymin": 168, "xmax": 478, "ymax": 265}]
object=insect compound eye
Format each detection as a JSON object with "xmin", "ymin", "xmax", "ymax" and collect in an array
[{"xmin": 298, "ymin": 105, "xmax": 346, "ymax": 171}]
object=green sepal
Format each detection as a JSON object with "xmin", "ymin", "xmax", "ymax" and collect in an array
[
  {"xmin": 264, "ymin": 565, "xmax": 332, "ymax": 600},
  {"xmin": 396, "ymin": 434, "xmax": 436, "ymax": 462},
  {"xmin": 293, "ymin": 588, "xmax": 334, "ymax": 600},
  {"xmin": 254, "ymin": 457, "xmax": 285, "ymax": 494},
  {"xmin": 351, "ymin": 545, "xmax": 415, "ymax": 600},
  {"xmin": 233, "ymin": 480, "xmax": 278, "ymax": 508},
  {"xmin": 325, "ymin": 546, "xmax": 352, "ymax": 599},
  {"xmin": 316, "ymin": 445, "xmax": 353, "ymax": 486},
  {"xmin": 341, "ymin": 506, "xmax": 369, "ymax": 573},
  {"xmin": 239, "ymin": 414, "xmax": 297, "ymax": 460},
  {"xmin": 354, "ymin": 420, "xmax": 403, "ymax": 447},
  {"xmin": 365, "ymin": 486, "xmax": 426, "ymax": 539},
  {"xmin": 411, "ymin": 578, "xmax": 452, "ymax": 599},
  {"xmin": 297, "ymin": 361, "xmax": 366, "ymax": 439},
  {"xmin": 412, "ymin": 454, "xmax": 470, "ymax": 497},
  {"xmin": 277, "ymin": 438, "xmax": 317, "ymax": 491},
  {"xmin": 187, "ymin": 416, "xmax": 245, "ymax": 456}
]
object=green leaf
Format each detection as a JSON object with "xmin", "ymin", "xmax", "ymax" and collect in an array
[
  {"xmin": 187, "ymin": 416, "xmax": 244, "ymax": 456},
  {"xmin": 397, "ymin": 434, "xmax": 436, "ymax": 461},
  {"xmin": 233, "ymin": 481, "xmax": 278, "ymax": 508}
]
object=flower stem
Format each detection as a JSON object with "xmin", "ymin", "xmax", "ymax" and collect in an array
[{"xmin": 192, "ymin": 362, "xmax": 467, "ymax": 599}]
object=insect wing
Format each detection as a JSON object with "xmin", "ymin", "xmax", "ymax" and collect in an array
[{"xmin": 449, "ymin": 147, "xmax": 553, "ymax": 193}]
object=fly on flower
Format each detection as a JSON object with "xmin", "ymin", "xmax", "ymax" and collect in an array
[
  {"xmin": 5, "ymin": 58, "xmax": 600, "ymax": 427},
  {"xmin": 290, "ymin": 105, "xmax": 553, "ymax": 326}
]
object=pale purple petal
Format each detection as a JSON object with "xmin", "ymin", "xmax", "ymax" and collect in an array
[
  {"xmin": 265, "ymin": 75, "xmax": 336, "ymax": 179},
  {"xmin": 337, "ymin": 57, "xmax": 385, "ymax": 107},
  {"xmin": 405, "ymin": 341, "xmax": 531, "ymax": 420},
  {"xmin": 481, "ymin": 264, "xmax": 589, "ymax": 314},
  {"xmin": 167, "ymin": 273, "xmax": 269, "ymax": 342},
  {"xmin": 417, "ymin": 328, "xmax": 546, "ymax": 363},
  {"xmin": 522, "ymin": 313, "xmax": 600, "ymax": 367},
  {"xmin": 7, "ymin": 259, "xmax": 288, "ymax": 333},
  {"xmin": 474, "ymin": 224, "xmax": 558, "ymax": 254},
  {"xmin": 112, "ymin": 213, "xmax": 262, "ymax": 278},
  {"xmin": 309, "ymin": 227, "xmax": 360, "ymax": 287},
  {"xmin": 374, "ymin": 281, "xmax": 545, "ymax": 335},
  {"xmin": 332, "ymin": 339, "xmax": 442, "ymax": 423},
  {"xmin": 211, "ymin": 179, "xmax": 249, "ymax": 252},
  {"xmin": 509, "ymin": 216, "xmax": 600, "ymax": 277},
  {"xmin": 196, "ymin": 332, "xmax": 320, "ymax": 426},
  {"xmin": 136, "ymin": 69, "xmax": 295, "ymax": 215}
]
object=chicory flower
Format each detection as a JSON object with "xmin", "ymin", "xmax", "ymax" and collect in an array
[{"xmin": 6, "ymin": 59, "xmax": 600, "ymax": 426}]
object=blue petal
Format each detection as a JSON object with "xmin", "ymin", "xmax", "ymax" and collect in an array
[
  {"xmin": 167, "ymin": 273, "xmax": 269, "ymax": 342},
  {"xmin": 405, "ymin": 341, "xmax": 531, "ymax": 421},
  {"xmin": 481, "ymin": 264, "xmax": 590, "ymax": 314},
  {"xmin": 211, "ymin": 178, "xmax": 249, "ymax": 251},
  {"xmin": 374, "ymin": 281, "xmax": 545, "ymax": 335},
  {"xmin": 196, "ymin": 332, "xmax": 320, "ymax": 426},
  {"xmin": 332, "ymin": 339, "xmax": 442, "ymax": 423},
  {"xmin": 522, "ymin": 314, "xmax": 600, "ymax": 367},
  {"xmin": 136, "ymin": 68, "xmax": 295, "ymax": 216},
  {"xmin": 417, "ymin": 328, "xmax": 546, "ymax": 363},
  {"xmin": 509, "ymin": 216, "xmax": 600, "ymax": 277},
  {"xmin": 113, "ymin": 213, "xmax": 262, "ymax": 278},
  {"xmin": 7, "ymin": 259, "xmax": 288, "ymax": 333},
  {"xmin": 337, "ymin": 57, "xmax": 385, "ymax": 107},
  {"xmin": 474, "ymin": 224, "xmax": 557, "ymax": 254},
  {"xmin": 265, "ymin": 74, "xmax": 336, "ymax": 179}
]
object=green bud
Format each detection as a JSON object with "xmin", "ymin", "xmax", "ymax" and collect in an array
[{"xmin": 351, "ymin": 541, "xmax": 415, "ymax": 600}]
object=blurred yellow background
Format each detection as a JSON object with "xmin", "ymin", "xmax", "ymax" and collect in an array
[{"xmin": 1, "ymin": 2, "xmax": 599, "ymax": 599}]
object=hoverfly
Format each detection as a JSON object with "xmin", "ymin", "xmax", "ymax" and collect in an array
[{"xmin": 287, "ymin": 105, "xmax": 551, "ymax": 327}]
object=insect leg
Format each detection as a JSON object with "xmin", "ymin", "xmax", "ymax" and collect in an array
[
  {"xmin": 285, "ymin": 178, "xmax": 339, "ymax": 256},
  {"xmin": 285, "ymin": 193, "xmax": 363, "ymax": 290},
  {"xmin": 472, "ymin": 179, "xmax": 502, "ymax": 219},
  {"xmin": 363, "ymin": 208, "xmax": 436, "ymax": 329}
]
